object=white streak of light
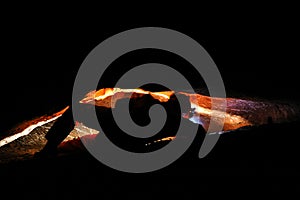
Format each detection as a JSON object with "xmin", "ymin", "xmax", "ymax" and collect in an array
[
  {"xmin": 0, "ymin": 115, "xmax": 62, "ymax": 148},
  {"xmin": 190, "ymin": 102, "xmax": 250, "ymax": 124}
]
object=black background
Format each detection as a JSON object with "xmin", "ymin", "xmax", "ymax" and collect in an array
[
  {"xmin": 1, "ymin": 10, "xmax": 299, "ymax": 132},
  {"xmin": 0, "ymin": 5, "xmax": 299, "ymax": 195}
]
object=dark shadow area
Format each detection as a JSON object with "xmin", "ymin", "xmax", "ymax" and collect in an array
[{"xmin": 1, "ymin": 119, "xmax": 300, "ymax": 196}]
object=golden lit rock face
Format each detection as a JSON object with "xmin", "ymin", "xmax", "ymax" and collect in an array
[
  {"xmin": 0, "ymin": 106, "xmax": 69, "ymax": 148},
  {"xmin": 1, "ymin": 87, "xmax": 299, "ymax": 150},
  {"xmin": 178, "ymin": 92, "xmax": 250, "ymax": 131},
  {"xmin": 80, "ymin": 88, "xmax": 174, "ymax": 108},
  {"xmin": 79, "ymin": 88, "xmax": 300, "ymax": 133}
]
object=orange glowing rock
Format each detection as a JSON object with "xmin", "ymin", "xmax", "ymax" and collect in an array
[
  {"xmin": 2, "ymin": 87, "xmax": 299, "ymax": 149},
  {"xmin": 79, "ymin": 88, "xmax": 251, "ymax": 132},
  {"xmin": 79, "ymin": 88, "xmax": 300, "ymax": 133},
  {"xmin": 0, "ymin": 106, "xmax": 69, "ymax": 148},
  {"xmin": 80, "ymin": 88, "xmax": 174, "ymax": 108}
]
